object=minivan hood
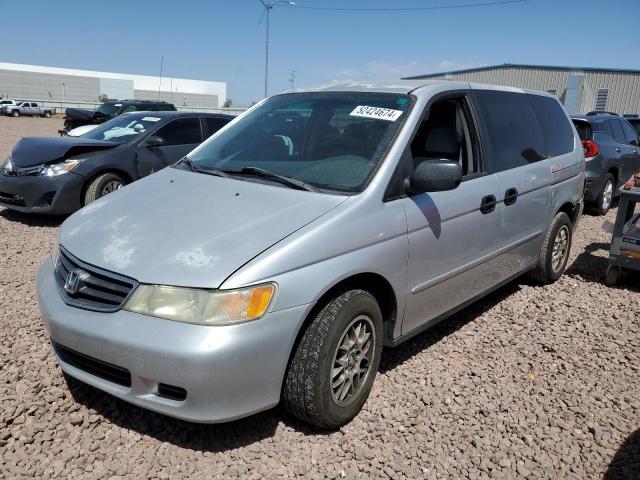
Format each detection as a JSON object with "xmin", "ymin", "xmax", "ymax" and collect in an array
[
  {"xmin": 11, "ymin": 137, "xmax": 118, "ymax": 168},
  {"xmin": 60, "ymin": 168, "xmax": 348, "ymax": 288}
]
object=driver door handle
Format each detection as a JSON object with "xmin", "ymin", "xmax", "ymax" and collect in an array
[
  {"xmin": 480, "ymin": 195, "xmax": 497, "ymax": 214},
  {"xmin": 504, "ymin": 187, "xmax": 518, "ymax": 206}
]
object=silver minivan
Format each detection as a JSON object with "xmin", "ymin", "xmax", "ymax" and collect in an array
[{"xmin": 37, "ymin": 80, "xmax": 584, "ymax": 429}]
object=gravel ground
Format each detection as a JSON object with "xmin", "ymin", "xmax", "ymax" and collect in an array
[{"xmin": 0, "ymin": 116, "xmax": 638, "ymax": 479}]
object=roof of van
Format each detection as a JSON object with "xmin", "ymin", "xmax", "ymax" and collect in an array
[{"xmin": 289, "ymin": 79, "xmax": 555, "ymax": 97}]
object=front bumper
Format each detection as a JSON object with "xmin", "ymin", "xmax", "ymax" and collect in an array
[
  {"xmin": 37, "ymin": 259, "xmax": 310, "ymax": 423},
  {"xmin": 0, "ymin": 171, "xmax": 84, "ymax": 214}
]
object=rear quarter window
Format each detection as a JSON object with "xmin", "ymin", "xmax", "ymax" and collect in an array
[
  {"xmin": 474, "ymin": 90, "xmax": 546, "ymax": 173},
  {"xmin": 572, "ymin": 120, "xmax": 592, "ymax": 141},
  {"xmin": 528, "ymin": 95, "xmax": 574, "ymax": 157}
]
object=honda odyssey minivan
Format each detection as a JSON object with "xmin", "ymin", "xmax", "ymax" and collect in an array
[{"xmin": 37, "ymin": 80, "xmax": 584, "ymax": 429}]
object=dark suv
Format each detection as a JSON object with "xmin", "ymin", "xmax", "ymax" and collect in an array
[
  {"xmin": 62, "ymin": 99, "xmax": 177, "ymax": 133},
  {"xmin": 571, "ymin": 113, "xmax": 640, "ymax": 215}
]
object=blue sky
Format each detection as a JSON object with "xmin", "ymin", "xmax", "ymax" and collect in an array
[{"xmin": 1, "ymin": 0, "xmax": 638, "ymax": 106}]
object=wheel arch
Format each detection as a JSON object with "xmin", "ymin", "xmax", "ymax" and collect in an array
[
  {"xmin": 282, "ymin": 272, "xmax": 398, "ymax": 393},
  {"xmin": 557, "ymin": 201, "xmax": 580, "ymax": 225},
  {"xmin": 80, "ymin": 168, "xmax": 133, "ymax": 205}
]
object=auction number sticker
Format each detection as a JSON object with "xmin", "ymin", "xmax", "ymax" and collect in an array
[
  {"xmin": 142, "ymin": 116, "xmax": 162, "ymax": 122},
  {"xmin": 350, "ymin": 105, "xmax": 403, "ymax": 122}
]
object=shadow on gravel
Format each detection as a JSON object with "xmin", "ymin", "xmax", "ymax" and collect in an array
[
  {"xmin": 63, "ymin": 375, "xmax": 329, "ymax": 451},
  {"xmin": 603, "ymin": 429, "xmax": 640, "ymax": 480},
  {"xmin": 379, "ymin": 281, "xmax": 521, "ymax": 373},
  {"xmin": 0, "ymin": 208, "xmax": 67, "ymax": 227},
  {"xmin": 565, "ymin": 241, "xmax": 640, "ymax": 292}
]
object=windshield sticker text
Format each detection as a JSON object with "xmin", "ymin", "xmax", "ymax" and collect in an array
[
  {"xmin": 350, "ymin": 105, "xmax": 403, "ymax": 122},
  {"xmin": 142, "ymin": 116, "xmax": 161, "ymax": 122}
]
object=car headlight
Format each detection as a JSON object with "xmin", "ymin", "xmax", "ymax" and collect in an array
[
  {"xmin": 2, "ymin": 156, "xmax": 14, "ymax": 173},
  {"xmin": 40, "ymin": 159, "xmax": 81, "ymax": 177},
  {"xmin": 50, "ymin": 245, "xmax": 60, "ymax": 268},
  {"xmin": 124, "ymin": 283, "xmax": 276, "ymax": 326}
]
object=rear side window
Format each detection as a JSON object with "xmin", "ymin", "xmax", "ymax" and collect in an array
[
  {"xmin": 155, "ymin": 117, "xmax": 202, "ymax": 146},
  {"xmin": 609, "ymin": 120, "xmax": 626, "ymax": 144},
  {"xmin": 528, "ymin": 95, "xmax": 574, "ymax": 157},
  {"xmin": 474, "ymin": 90, "xmax": 546, "ymax": 172},
  {"xmin": 621, "ymin": 120, "xmax": 639, "ymax": 146},
  {"xmin": 572, "ymin": 120, "xmax": 592, "ymax": 141},
  {"xmin": 203, "ymin": 117, "xmax": 230, "ymax": 138}
]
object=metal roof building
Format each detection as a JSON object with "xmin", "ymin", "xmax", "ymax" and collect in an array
[
  {"xmin": 0, "ymin": 62, "xmax": 226, "ymax": 108},
  {"xmin": 404, "ymin": 64, "xmax": 640, "ymax": 115}
]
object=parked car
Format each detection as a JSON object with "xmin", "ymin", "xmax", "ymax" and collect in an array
[
  {"xmin": 37, "ymin": 81, "xmax": 583, "ymax": 429},
  {"xmin": 0, "ymin": 111, "xmax": 232, "ymax": 214},
  {"xmin": 61, "ymin": 99, "xmax": 177, "ymax": 134},
  {"xmin": 571, "ymin": 113, "xmax": 640, "ymax": 215},
  {"xmin": 3, "ymin": 101, "xmax": 56, "ymax": 117}
]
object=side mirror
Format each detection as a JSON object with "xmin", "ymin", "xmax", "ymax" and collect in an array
[
  {"xmin": 404, "ymin": 159, "xmax": 462, "ymax": 195},
  {"xmin": 145, "ymin": 135, "xmax": 165, "ymax": 148}
]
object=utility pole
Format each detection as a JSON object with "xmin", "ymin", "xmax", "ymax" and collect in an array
[
  {"xmin": 289, "ymin": 70, "xmax": 296, "ymax": 90},
  {"xmin": 158, "ymin": 56, "xmax": 164, "ymax": 101},
  {"xmin": 257, "ymin": 1, "xmax": 295, "ymax": 98}
]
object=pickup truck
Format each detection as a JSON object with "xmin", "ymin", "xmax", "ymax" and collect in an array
[{"xmin": 3, "ymin": 101, "xmax": 56, "ymax": 118}]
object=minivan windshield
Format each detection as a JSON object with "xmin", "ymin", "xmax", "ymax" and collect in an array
[
  {"xmin": 184, "ymin": 92, "xmax": 413, "ymax": 193},
  {"xmin": 81, "ymin": 113, "xmax": 162, "ymax": 143}
]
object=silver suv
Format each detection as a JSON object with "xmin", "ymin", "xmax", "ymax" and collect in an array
[{"xmin": 37, "ymin": 80, "xmax": 584, "ymax": 429}]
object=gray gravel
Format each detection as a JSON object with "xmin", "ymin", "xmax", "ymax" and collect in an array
[{"xmin": 1, "ymin": 116, "xmax": 639, "ymax": 479}]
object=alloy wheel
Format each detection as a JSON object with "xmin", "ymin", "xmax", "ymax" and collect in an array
[
  {"xmin": 330, "ymin": 315, "xmax": 375, "ymax": 407},
  {"xmin": 602, "ymin": 180, "xmax": 613, "ymax": 211},
  {"xmin": 551, "ymin": 225, "xmax": 570, "ymax": 272},
  {"xmin": 102, "ymin": 180, "xmax": 123, "ymax": 195}
]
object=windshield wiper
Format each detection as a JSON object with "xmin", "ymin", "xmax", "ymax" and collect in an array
[
  {"xmin": 221, "ymin": 167, "xmax": 317, "ymax": 192},
  {"xmin": 179, "ymin": 158, "xmax": 229, "ymax": 177}
]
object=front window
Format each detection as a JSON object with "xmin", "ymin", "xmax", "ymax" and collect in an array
[
  {"xmin": 95, "ymin": 103, "xmax": 121, "ymax": 115},
  {"xmin": 81, "ymin": 114, "xmax": 163, "ymax": 143},
  {"xmin": 184, "ymin": 92, "xmax": 413, "ymax": 193}
]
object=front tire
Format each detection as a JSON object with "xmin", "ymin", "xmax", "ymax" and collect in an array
[
  {"xmin": 529, "ymin": 212, "xmax": 572, "ymax": 284},
  {"xmin": 283, "ymin": 289, "xmax": 383, "ymax": 429},
  {"xmin": 84, "ymin": 173, "xmax": 125, "ymax": 205},
  {"xmin": 11, "ymin": 110, "xmax": 19, "ymax": 117}
]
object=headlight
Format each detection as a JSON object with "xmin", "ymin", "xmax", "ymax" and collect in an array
[
  {"xmin": 40, "ymin": 159, "xmax": 81, "ymax": 177},
  {"xmin": 2, "ymin": 156, "xmax": 14, "ymax": 173},
  {"xmin": 124, "ymin": 283, "xmax": 276, "ymax": 326},
  {"xmin": 50, "ymin": 245, "xmax": 60, "ymax": 268}
]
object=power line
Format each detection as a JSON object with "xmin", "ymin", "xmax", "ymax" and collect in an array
[{"xmin": 284, "ymin": 0, "xmax": 530, "ymax": 12}]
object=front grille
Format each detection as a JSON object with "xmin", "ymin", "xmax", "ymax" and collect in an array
[
  {"xmin": 53, "ymin": 342, "xmax": 132, "ymax": 387},
  {"xmin": 54, "ymin": 246, "xmax": 138, "ymax": 312}
]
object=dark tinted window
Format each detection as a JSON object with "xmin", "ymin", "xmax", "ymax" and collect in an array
[
  {"xmin": 572, "ymin": 120, "xmax": 592, "ymax": 141},
  {"xmin": 529, "ymin": 95, "xmax": 574, "ymax": 157},
  {"xmin": 609, "ymin": 119, "xmax": 626, "ymax": 144},
  {"xmin": 155, "ymin": 103, "xmax": 176, "ymax": 111},
  {"xmin": 155, "ymin": 117, "xmax": 202, "ymax": 146},
  {"xmin": 621, "ymin": 120, "xmax": 639, "ymax": 146},
  {"xmin": 475, "ymin": 90, "xmax": 546, "ymax": 172},
  {"xmin": 204, "ymin": 117, "xmax": 231, "ymax": 138}
]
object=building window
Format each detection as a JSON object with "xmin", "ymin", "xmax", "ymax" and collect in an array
[
  {"xmin": 547, "ymin": 89, "xmax": 557, "ymax": 96},
  {"xmin": 595, "ymin": 88, "xmax": 609, "ymax": 112}
]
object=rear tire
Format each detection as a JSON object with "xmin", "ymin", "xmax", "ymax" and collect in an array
[
  {"xmin": 44, "ymin": 111, "xmax": 51, "ymax": 118},
  {"xmin": 529, "ymin": 212, "xmax": 572, "ymax": 284},
  {"xmin": 283, "ymin": 289, "xmax": 383, "ymax": 429},
  {"xmin": 83, "ymin": 173, "xmax": 125, "ymax": 205},
  {"xmin": 592, "ymin": 174, "xmax": 614, "ymax": 216}
]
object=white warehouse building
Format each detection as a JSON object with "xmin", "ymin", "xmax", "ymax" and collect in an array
[{"xmin": 0, "ymin": 62, "xmax": 226, "ymax": 108}]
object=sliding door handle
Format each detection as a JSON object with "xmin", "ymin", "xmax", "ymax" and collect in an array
[
  {"xmin": 480, "ymin": 195, "xmax": 497, "ymax": 214},
  {"xmin": 504, "ymin": 187, "xmax": 519, "ymax": 206}
]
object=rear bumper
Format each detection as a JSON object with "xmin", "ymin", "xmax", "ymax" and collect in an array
[
  {"xmin": 0, "ymin": 171, "xmax": 84, "ymax": 214},
  {"xmin": 37, "ymin": 259, "xmax": 310, "ymax": 423}
]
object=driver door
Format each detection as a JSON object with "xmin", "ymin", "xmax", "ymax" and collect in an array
[
  {"xmin": 135, "ymin": 117, "xmax": 204, "ymax": 177},
  {"xmin": 400, "ymin": 94, "xmax": 503, "ymax": 335}
]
